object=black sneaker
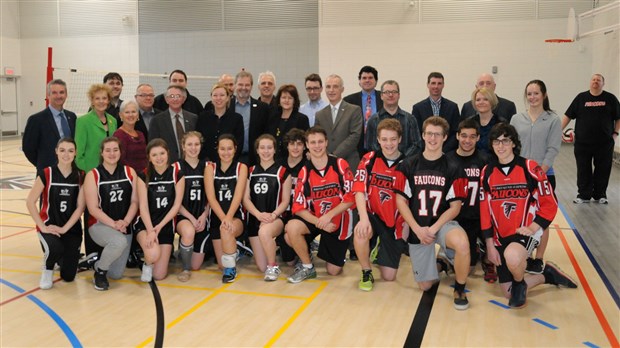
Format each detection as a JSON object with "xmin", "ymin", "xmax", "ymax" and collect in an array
[
  {"xmin": 509, "ymin": 280, "xmax": 527, "ymax": 308},
  {"xmin": 93, "ymin": 268, "xmax": 109, "ymax": 291},
  {"xmin": 78, "ymin": 252, "xmax": 99, "ymax": 271},
  {"xmin": 436, "ymin": 254, "xmax": 453, "ymax": 276},
  {"xmin": 349, "ymin": 249, "xmax": 358, "ymax": 261},
  {"xmin": 526, "ymin": 258, "xmax": 544, "ymax": 274},
  {"xmin": 453, "ymin": 290, "xmax": 469, "ymax": 310},
  {"xmin": 544, "ymin": 261, "xmax": 578, "ymax": 288},
  {"xmin": 222, "ymin": 267, "xmax": 237, "ymax": 283}
]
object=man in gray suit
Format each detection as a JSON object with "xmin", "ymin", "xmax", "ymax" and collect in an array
[
  {"xmin": 149, "ymin": 85, "xmax": 198, "ymax": 163},
  {"xmin": 315, "ymin": 74, "xmax": 363, "ymax": 170}
]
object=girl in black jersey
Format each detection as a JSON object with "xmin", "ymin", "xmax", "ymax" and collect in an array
[
  {"xmin": 278, "ymin": 129, "xmax": 307, "ymax": 266},
  {"xmin": 243, "ymin": 134, "xmax": 292, "ymax": 281},
  {"xmin": 135, "ymin": 139, "xmax": 185, "ymax": 282},
  {"xmin": 84, "ymin": 137, "xmax": 139, "ymax": 291},
  {"xmin": 26, "ymin": 138, "xmax": 86, "ymax": 290},
  {"xmin": 176, "ymin": 131, "xmax": 208, "ymax": 280},
  {"xmin": 205, "ymin": 134, "xmax": 247, "ymax": 283}
]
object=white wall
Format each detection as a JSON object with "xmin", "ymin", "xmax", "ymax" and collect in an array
[{"xmin": 319, "ymin": 18, "xmax": 592, "ymax": 115}]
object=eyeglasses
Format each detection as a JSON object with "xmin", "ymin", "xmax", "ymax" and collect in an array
[
  {"xmin": 424, "ymin": 132, "xmax": 444, "ymax": 138},
  {"xmin": 136, "ymin": 94, "xmax": 155, "ymax": 98},
  {"xmin": 166, "ymin": 94, "xmax": 184, "ymax": 100},
  {"xmin": 382, "ymin": 90, "xmax": 399, "ymax": 96},
  {"xmin": 492, "ymin": 138, "xmax": 513, "ymax": 146},
  {"xmin": 306, "ymin": 87, "xmax": 321, "ymax": 91}
]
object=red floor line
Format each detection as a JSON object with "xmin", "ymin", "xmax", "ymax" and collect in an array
[
  {"xmin": 0, "ymin": 278, "xmax": 62, "ymax": 306},
  {"xmin": 554, "ymin": 224, "xmax": 619, "ymax": 347},
  {"xmin": 0, "ymin": 228, "xmax": 35, "ymax": 240}
]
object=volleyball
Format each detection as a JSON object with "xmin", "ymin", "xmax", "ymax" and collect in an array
[{"xmin": 562, "ymin": 128, "xmax": 575, "ymax": 143}]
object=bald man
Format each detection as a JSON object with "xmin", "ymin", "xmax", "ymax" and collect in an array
[
  {"xmin": 461, "ymin": 73, "xmax": 516, "ymax": 121},
  {"xmin": 204, "ymin": 73, "xmax": 236, "ymax": 111}
]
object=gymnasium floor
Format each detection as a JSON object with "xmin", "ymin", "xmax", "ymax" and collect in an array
[{"xmin": 1, "ymin": 138, "xmax": 618, "ymax": 347}]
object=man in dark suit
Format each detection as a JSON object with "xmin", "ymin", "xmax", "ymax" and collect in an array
[
  {"xmin": 103, "ymin": 72, "xmax": 124, "ymax": 126},
  {"xmin": 154, "ymin": 70, "xmax": 204, "ymax": 115},
  {"xmin": 149, "ymin": 86, "xmax": 198, "ymax": 163},
  {"xmin": 23, "ymin": 79, "xmax": 77, "ymax": 170},
  {"xmin": 257, "ymin": 71, "xmax": 278, "ymax": 111},
  {"xmin": 134, "ymin": 83, "xmax": 160, "ymax": 139},
  {"xmin": 315, "ymin": 74, "xmax": 363, "ymax": 170},
  {"xmin": 411, "ymin": 72, "xmax": 460, "ymax": 152},
  {"xmin": 343, "ymin": 65, "xmax": 383, "ymax": 157},
  {"xmin": 460, "ymin": 73, "xmax": 516, "ymax": 121},
  {"xmin": 233, "ymin": 70, "xmax": 269, "ymax": 166}
]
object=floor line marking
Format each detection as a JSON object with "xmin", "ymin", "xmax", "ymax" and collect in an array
[
  {"xmin": 0, "ymin": 227, "xmax": 35, "ymax": 240},
  {"xmin": 0, "ymin": 278, "xmax": 82, "ymax": 347},
  {"xmin": 582, "ymin": 341, "xmax": 600, "ymax": 348},
  {"xmin": 264, "ymin": 281, "xmax": 329, "ymax": 347},
  {"xmin": 532, "ymin": 318, "xmax": 558, "ymax": 330},
  {"xmin": 136, "ymin": 283, "xmax": 233, "ymax": 347},
  {"xmin": 488, "ymin": 299, "xmax": 510, "ymax": 309},
  {"xmin": 555, "ymin": 226, "xmax": 619, "ymax": 347}
]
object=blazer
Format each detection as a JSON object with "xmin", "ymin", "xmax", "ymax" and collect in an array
[
  {"xmin": 343, "ymin": 90, "xmax": 383, "ymax": 156},
  {"xmin": 135, "ymin": 107, "xmax": 161, "ymax": 140},
  {"xmin": 149, "ymin": 109, "xmax": 198, "ymax": 163},
  {"xmin": 461, "ymin": 95, "xmax": 517, "ymax": 121},
  {"xmin": 315, "ymin": 100, "xmax": 363, "ymax": 169},
  {"xmin": 266, "ymin": 109, "xmax": 310, "ymax": 159},
  {"xmin": 75, "ymin": 110, "xmax": 118, "ymax": 172},
  {"xmin": 411, "ymin": 97, "xmax": 460, "ymax": 152},
  {"xmin": 239, "ymin": 96, "xmax": 270, "ymax": 166},
  {"xmin": 22, "ymin": 107, "xmax": 77, "ymax": 170}
]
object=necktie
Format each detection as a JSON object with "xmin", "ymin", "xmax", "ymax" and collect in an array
[
  {"xmin": 365, "ymin": 94, "xmax": 372, "ymax": 127},
  {"xmin": 332, "ymin": 106, "xmax": 338, "ymax": 123},
  {"xmin": 175, "ymin": 114, "xmax": 185, "ymax": 155},
  {"xmin": 59, "ymin": 111, "xmax": 71, "ymax": 138}
]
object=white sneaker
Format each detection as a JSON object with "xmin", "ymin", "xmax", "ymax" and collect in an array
[
  {"xmin": 40, "ymin": 270, "xmax": 53, "ymax": 290},
  {"xmin": 573, "ymin": 197, "xmax": 589, "ymax": 204},
  {"xmin": 264, "ymin": 265, "xmax": 281, "ymax": 281},
  {"xmin": 141, "ymin": 264, "xmax": 153, "ymax": 282},
  {"xmin": 598, "ymin": 198, "xmax": 608, "ymax": 204}
]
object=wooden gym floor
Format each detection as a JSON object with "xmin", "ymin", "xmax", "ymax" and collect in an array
[{"xmin": 1, "ymin": 138, "xmax": 618, "ymax": 347}]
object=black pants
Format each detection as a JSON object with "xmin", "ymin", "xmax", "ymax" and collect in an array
[
  {"xmin": 574, "ymin": 140, "xmax": 614, "ymax": 200},
  {"xmin": 39, "ymin": 231, "xmax": 82, "ymax": 281}
]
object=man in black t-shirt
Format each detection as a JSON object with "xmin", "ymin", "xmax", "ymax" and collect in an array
[{"xmin": 562, "ymin": 74, "xmax": 620, "ymax": 204}]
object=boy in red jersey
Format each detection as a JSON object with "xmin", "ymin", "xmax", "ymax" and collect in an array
[
  {"xmin": 353, "ymin": 119, "xmax": 407, "ymax": 291},
  {"xmin": 394, "ymin": 116, "xmax": 471, "ymax": 310},
  {"xmin": 285, "ymin": 126, "xmax": 355, "ymax": 283},
  {"xmin": 481, "ymin": 123, "xmax": 577, "ymax": 308}
]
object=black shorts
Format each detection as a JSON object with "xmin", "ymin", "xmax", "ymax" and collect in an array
[
  {"xmin": 368, "ymin": 214, "xmax": 407, "ymax": 269},
  {"xmin": 209, "ymin": 212, "xmax": 243, "ymax": 240},
  {"xmin": 134, "ymin": 219, "xmax": 175, "ymax": 245},
  {"xmin": 193, "ymin": 230, "xmax": 212, "ymax": 253},
  {"xmin": 289, "ymin": 216, "xmax": 349, "ymax": 267},
  {"xmin": 457, "ymin": 217, "xmax": 482, "ymax": 266},
  {"xmin": 496, "ymin": 234, "xmax": 540, "ymax": 283}
]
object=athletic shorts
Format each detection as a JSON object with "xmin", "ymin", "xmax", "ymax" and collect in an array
[
  {"xmin": 457, "ymin": 218, "xmax": 482, "ymax": 266},
  {"xmin": 408, "ymin": 220, "xmax": 463, "ymax": 283},
  {"xmin": 193, "ymin": 230, "xmax": 212, "ymax": 253},
  {"xmin": 209, "ymin": 212, "xmax": 243, "ymax": 240},
  {"xmin": 496, "ymin": 229, "xmax": 542, "ymax": 283},
  {"xmin": 289, "ymin": 216, "xmax": 349, "ymax": 267},
  {"xmin": 368, "ymin": 213, "xmax": 407, "ymax": 269},
  {"xmin": 134, "ymin": 219, "xmax": 175, "ymax": 245}
]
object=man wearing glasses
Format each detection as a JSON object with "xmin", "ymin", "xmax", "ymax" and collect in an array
[
  {"xmin": 365, "ymin": 80, "xmax": 421, "ymax": 157},
  {"xmin": 394, "ymin": 116, "xmax": 471, "ymax": 310},
  {"xmin": 149, "ymin": 85, "xmax": 198, "ymax": 162},
  {"xmin": 134, "ymin": 83, "xmax": 160, "ymax": 139},
  {"xmin": 299, "ymin": 73, "xmax": 328, "ymax": 126}
]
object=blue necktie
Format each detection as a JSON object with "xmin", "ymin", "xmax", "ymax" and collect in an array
[{"xmin": 59, "ymin": 111, "xmax": 71, "ymax": 138}]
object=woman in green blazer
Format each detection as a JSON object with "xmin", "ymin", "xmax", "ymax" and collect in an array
[{"xmin": 75, "ymin": 84, "xmax": 118, "ymax": 172}]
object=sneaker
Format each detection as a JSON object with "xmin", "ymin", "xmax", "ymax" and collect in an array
[
  {"xmin": 40, "ymin": 270, "xmax": 53, "ymax": 290},
  {"xmin": 509, "ymin": 280, "xmax": 528, "ymax": 308},
  {"xmin": 177, "ymin": 270, "xmax": 191, "ymax": 282},
  {"xmin": 287, "ymin": 265, "xmax": 317, "ymax": 283},
  {"xmin": 141, "ymin": 264, "xmax": 153, "ymax": 283},
  {"xmin": 236, "ymin": 241, "xmax": 254, "ymax": 258},
  {"xmin": 310, "ymin": 239, "xmax": 319, "ymax": 253},
  {"xmin": 93, "ymin": 268, "xmax": 109, "ymax": 291},
  {"xmin": 453, "ymin": 290, "xmax": 469, "ymax": 310},
  {"xmin": 544, "ymin": 261, "xmax": 578, "ymax": 288},
  {"xmin": 436, "ymin": 253, "xmax": 453, "ymax": 276},
  {"xmin": 481, "ymin": 261, "xmax": 498, "ymax": 283},
  {"xmin": 369, "ymin": 237, "xmax": 381, "ymax": 264},
  {"xmin": 526, "ymin": 258, "xmax": 544, "ymax": 274},
  {"xmin": 264, "ymin": 265, "xmax": 281, "ymax": 281},
  {"xmin": 358, "ymin": 270, "xmax": 374, "ymax": 291},
  {"xmin": 78, "ymin": 252, "xmax": 99, "ymax": 271},
  {"xmin": 349, "ymin": 249, "xmax": 358, "ymax": 261},
  {"xmin": 597, "ymin": 198, "xmax": 608, "ymax": 204},
  {"xmin": 573, "ymin": 197, "xmax": 589, "ymax": 204},
  {"xmin": 222, "ymin": 267, "xmax": 237, "ymax": 283}
]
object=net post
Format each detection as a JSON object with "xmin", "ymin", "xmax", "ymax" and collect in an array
[{"xmin": 46, "ymin": 47, "xmax": 53, "ymax": 107}]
